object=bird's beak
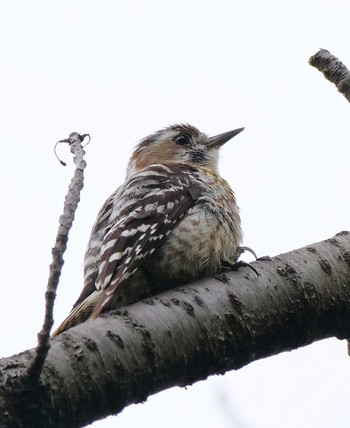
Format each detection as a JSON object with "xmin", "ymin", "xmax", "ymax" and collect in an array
[{"xmin": 207, "ymin": 127, "xmax": 245, "ymax": 149}]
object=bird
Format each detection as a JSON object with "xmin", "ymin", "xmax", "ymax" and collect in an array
[{"xmin": 52, "ymin": 123, "xmax": 251, "ymax": 336}]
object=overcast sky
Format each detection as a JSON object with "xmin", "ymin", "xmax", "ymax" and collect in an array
[{"xmin": 1, "ymin": 1, "xmax": 350, "ymax": 427}]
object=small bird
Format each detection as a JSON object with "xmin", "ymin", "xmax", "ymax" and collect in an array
[{"xmin": 52, "ymin": 124, "xmax": 250, "ymax": 336}]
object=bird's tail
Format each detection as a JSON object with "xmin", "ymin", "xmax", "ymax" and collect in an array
[{"xmin": 51, "ymin": 290, "xmax": 102, "ymax": 337}]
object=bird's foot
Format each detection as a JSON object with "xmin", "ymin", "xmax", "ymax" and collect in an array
[{"xmin": 221, "ymin": 246, "xmax": 259, "ymax": 276}]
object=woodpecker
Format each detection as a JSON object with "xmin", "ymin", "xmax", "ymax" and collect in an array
[{"xmin": 52, "ymin": 124, "xmax": 249, "ymax": 336}]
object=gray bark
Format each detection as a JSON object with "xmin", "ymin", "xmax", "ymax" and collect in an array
[
  {"xmin": 1, "ymin": 231, "xmax": 350, "ymax": 428},
  {"xmin": 309, "ymin": 49, "xmax": 350, "ymax": 101}
]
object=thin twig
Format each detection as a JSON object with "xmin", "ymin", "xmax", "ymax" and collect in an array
[
  {"xmin": 26, "ymin": 132, "xmax": 89, "ymax": 382},
  {"xmin": 309, "ymin": 49, "xmax": 350, "ymax": 102}
]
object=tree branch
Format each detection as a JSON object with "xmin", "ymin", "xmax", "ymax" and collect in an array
[
  {"xmin": 309, "ymin": 49, "xmax": 350, "ymax": 354},
  {"xmin": 309, "ymin": 49, "xmax": 350, "ymax": 101},
  {"xmin": 1, "ymin": 232, "xmax": 350, "ymax": 428},
  {"xmin": 26, "ymin": 133, "xmax": 88, "ymax": 382}
]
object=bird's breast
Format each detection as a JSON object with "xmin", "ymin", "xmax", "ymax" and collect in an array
[{"xmin": 146, "ymin": 197, "xmax": 241, "ymax": 285}]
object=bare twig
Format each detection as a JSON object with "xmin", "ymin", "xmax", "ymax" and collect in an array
[
  {"xmin": 26, "ymin": 132, "xmax": 89, "ymax": 382},
  {"xmin": 309, "ymin": 49, "xmax": 350, "ymax": 102}
]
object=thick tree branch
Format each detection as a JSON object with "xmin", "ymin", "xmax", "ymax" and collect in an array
[
  {"xmin": 1, "ymin": 232, "xmax": 350, "ymax": 428},
  {"xmin": 309, "ymin": 49, "xmax": 350, "ymax": 353},
  {"xmin": 309, "ymin": 49, "xmax": 350, "ymax": 101}
]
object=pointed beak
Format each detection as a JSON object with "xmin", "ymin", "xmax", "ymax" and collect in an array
[{"xmin": 207, "ymin": 127, "xmax": 245, "ymax": 149}]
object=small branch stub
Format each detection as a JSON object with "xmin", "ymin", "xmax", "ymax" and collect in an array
[
  {"xmin": 26, "ymin": 132, "xmax": 89, "ymax": 382},
  {"xmin": 55, "ymin": 133, "xmax": 90, "ymax": 166},
  {"xmin": 309, "ymin": 49, "xmax": 350, "ymax": 102}
]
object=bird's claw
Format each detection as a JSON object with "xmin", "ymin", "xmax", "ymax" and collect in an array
[
  {"xmin": 221, "ymin": 259, "xmax": 259, "ymax": 276},
  {"xmin": 221, "ymin": 245, "xmax": 259, "ymax": 276},
  {"xmin": 234, "ymin": 246, "xmax": 258, "ymax": 261}
]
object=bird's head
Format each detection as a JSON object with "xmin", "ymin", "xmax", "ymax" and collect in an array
[{"xmin": 127, "ymin": 124, "xmax": 244, "ymax": 176}]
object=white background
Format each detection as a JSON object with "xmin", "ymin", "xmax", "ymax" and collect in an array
[{"xmin": 1, "ymin": 1, "xmax": 350, "ymax": 427}]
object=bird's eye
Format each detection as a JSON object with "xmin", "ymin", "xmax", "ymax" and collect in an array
[{"xmin": 175, "ymin": 134, "xmax": 190, "ymax": 145}]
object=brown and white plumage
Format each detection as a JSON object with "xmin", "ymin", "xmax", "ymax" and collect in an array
[{"xmin": 52, "ymin": 124, "xmax": 244, "ymax": 336}]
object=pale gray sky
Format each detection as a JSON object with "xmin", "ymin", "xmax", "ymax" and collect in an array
[{"xmin": 1, "ymin": 1, "xmax": 350, "ymax": 427}]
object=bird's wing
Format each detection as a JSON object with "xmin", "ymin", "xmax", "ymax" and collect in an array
[
  {"xmin": 72, "ymin": 191, "xmax": 119, "ymax": 309},
  {"xmin": 90, "ymin": 165, "xmax": 200, "ymax": 316},
  {"xmin": 51, "ymin": 165, "xmax": 200, "ymax": 337}
]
